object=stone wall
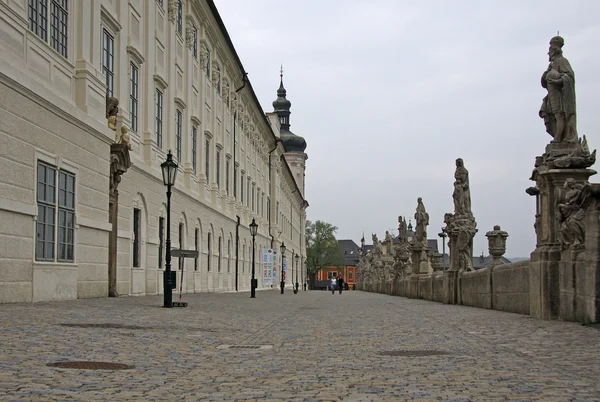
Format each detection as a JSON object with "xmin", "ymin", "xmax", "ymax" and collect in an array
[
  {"xmin": 493, "ymin": 261, "xmax": 530, "ymax": 314},
  {"xmin": 460, "ymin": 268, "xmax": 493, "ymax": 309}
]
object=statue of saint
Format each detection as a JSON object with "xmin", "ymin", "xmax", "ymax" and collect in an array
[
  {"xmin": 556, "ymin": 178, "xmax": 589, "ymax": 249},
  {"xmin": 398, "ymin": 216, "xmax": 408, "ymax": 243},
  {"xmin": 453, "ymin": 158, "xmax": 472, "ymax": 216},
  {"xmin": 414, "ymin": 197, "xmax": 429, "ymax": 244},
  {"xmin": 539, "ymin": 36, "xmax": 578, "ymax": 143},
  {"xmin": 384, "ymin": 231, "xmax": 394, "ymax": 254}
]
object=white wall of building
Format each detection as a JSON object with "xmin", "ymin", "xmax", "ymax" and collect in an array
[{"xmin": 0, "ymin": 0, "xmax": 307, "ymax": 302}]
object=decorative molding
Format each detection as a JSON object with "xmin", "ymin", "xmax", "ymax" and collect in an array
[
  {"xmin": 190, "ymin": 115, "xmax": 201, "ymax": 126},
  {"xmin": 153, "ymin": 73, "xmax": 168, "ymax": 89},
  {"xmin": 126, "ymin": 45, "xmax": 145, "ymax": 65},
  {"xmin": 100, "ymin": 5, "xmax": 122, "ymax": 33},
  {"xmin": 167, "ymin": 0, "xmax": 178, "ymax": 24}
]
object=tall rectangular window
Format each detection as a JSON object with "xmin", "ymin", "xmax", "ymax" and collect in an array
[
  {"xmin": 194, "ymin": 228, "xmax": 199, "ymax": 271},
  {"xmin": 176, "ymin": 109, "xmax": 182, "ymax": 161},
  {"xmin": 217, "ymin": 237, "xmax": 222, "ymax": 272},
  {"xmin": 225, "ymin": 159, "xmax": 230, "ymax": 196},
  {"xmin": 179, "ymin": 222, "xmax": 184, "ymax": 248},
  {"xmin": 267, "ymin": 197, "xmax": 270, "ymax": 223},
  {"xmin": 207, "ymin": 233, "xmax": 212, "ymax": 271},
  {"xmin": 176, "ymin": 0, "xmax": 183, "ymax": 35},
  {"xmin": 29, "ymin": 0, "xmax": 48, "ymax": 42},
  {"xmin": 240, "ymin": 173, "xmax": 244, "ymax": 204},
  {"xmin": 192, "ymin": 127, "xmax": 197, "ymax": 174},
  {"xmin": 233, "ymin": 165, "xmax": 237, "ymax": 198},
  {"xmin": 36, "ymin": 161, "xmax": 75, "ymax": 262},
  {"xmin": 133, "ymin": 208, "xmax": 141, "ymax": 267},
  {"xmin": 155, "ymin": 89, "xmax": 163, "ymax": 148},
  {"xmin": 158, "ymin": 217, "xmax": 165, "ymax": 268},
  {"xmin": 205, "ymin": 139, "xmax": 210, "ymax": 181},
  {"xmin": 129, "ymin": 63, "xmax": 139, "ymax": 133},
  {"xmin": 251, "ymin": 184, "xmax": 255, "ymax": 211},
  {"xmin": 29, "ymin": 0, "xmax": 69, "ymax": 58},
  {"xmin": 102, "ymin": 29, "xmax": 115, "ymax": 97},
  {"xmin": 247, "ymin": 178, "xmax": 251, "ymax": 207},
  {"xmin": 216, "ymin": 150, "xmax": 221, "ymax": 189}
]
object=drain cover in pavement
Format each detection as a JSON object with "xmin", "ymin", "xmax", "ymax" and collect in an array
[
  {"xmin": 378, "ymin": 350, "xmax": 450, "ymax": 357},
  {"xmin": 47, "ymin": 361, "xmax": 135, "ymax": 370},
  {"xmin": 217, "ymin": 345, "xmax": 273, "ymax": 350}
]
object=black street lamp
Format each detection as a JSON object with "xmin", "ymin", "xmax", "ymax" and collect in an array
[
  {"xmin": 161, "ymin": 150, "xmax": 178, "ymax": 308},
  {"xmin": 438, "ymin": 229, "xmax": 448, "ymax": 271},
  {"xmin": 249, "ymin": 218, "xmax": 258, "ymax": 298},
  {"xmin": 294, "ymin": 254, "xmax": 299, "ymax": 294},
  {"xmin": 280, "ymin": 242, "xmax": 286, "ymax": 294}
]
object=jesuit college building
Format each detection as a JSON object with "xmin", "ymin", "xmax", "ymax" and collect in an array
[{"xmin": 0, "ymin": 0, "xmax": 308, "ymax": 303}]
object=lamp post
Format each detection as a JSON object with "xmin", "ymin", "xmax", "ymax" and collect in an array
[
  {"xmin": 249, "ymin": 218, "xmax": 258, "ymax": 298},
  {"xmin": 438, "ymin": 230, "xmax": 448, "ymax": 271},
  {"xmin": 280, "ymin": 242, "xmax": 286, "ymax": 294},
  {"xmin": 294, "ymin": 254, "xmax": 299, "ymax": 294},
  {"xmin": 161, "ymin": 150, "xmax": 178, "ymax": 308}
]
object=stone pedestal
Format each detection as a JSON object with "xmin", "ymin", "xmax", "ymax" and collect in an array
[{"xmin": 529, "ymin": 167, "xmax": 595, "ymax": 319}]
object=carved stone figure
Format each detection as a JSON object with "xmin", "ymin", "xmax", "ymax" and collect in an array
[
  {"xmin": 398, "ymin": 216, "xmax": 408, "ymax": 244},
  {"xmin": 222, "ymin": 79, "xmax": 230, "ymax": 106},
  {"xmin": 106, "ymin": 97, "xmax": 119, "ymax": 131},
  {"xmin": 117, "ymin": 125, "xmax": 132, "ymax": 151},
  {"xmin": 539, "ymin": 36, "xmax": 578, "ymax": 143},
  {"xmin": 384, "ymin": 231, "xmax": 394, "ymax": 254},
  {"xmin": 457, "ymin": 230, "xmax": 473, "ymax": 272},
  {"xmin": 556, "ymin": 178, "xmax": 591, "ymax": 250},
  {"xmin": 553, "ymin": 135, "xmax": 596, "ymax": 169},
  {"xmin": 167, "ymin": 0, "xmax": 178, "ymax": 24},
  {"xmin": 185, "ymin": 22, "xmax": 195, "ymax": 50},
  {"xmin": 212, "ymin": 65, "xmax": 221, "ymax": 90},
  {"xmin": 453, "ymin": 158, "xmax": 472, "ymax": 216},
  {"xmin": 414, "ymin": 198, "xmax": 429, "ymax": 244}
]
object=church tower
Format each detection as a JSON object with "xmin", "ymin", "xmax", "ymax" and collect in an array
[{"xmin": 272, "ymin": 68, "xmax": 308, "ymax": 197}]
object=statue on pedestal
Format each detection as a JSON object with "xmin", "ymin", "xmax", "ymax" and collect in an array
[
  {"xmin": 556, "ymin": 178, "xmax": 592, "ymax": 250},
  {"xmin": 539, "ymin": 36, "xmax": 577, "ymax": 143},
  {"xmin": 453, "ymin": 158, "xmax": 472, "ymax": 216},
  {"xmin": 414, "ymin": 198, "xmax": 429, "ymax": 245}
]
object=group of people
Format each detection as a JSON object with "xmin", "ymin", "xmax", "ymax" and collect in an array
[{"xmin": 330, "ymin": 275, "xmax": 349, "ymax": 294}]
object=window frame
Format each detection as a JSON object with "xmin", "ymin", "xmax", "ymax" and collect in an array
[
  {"xmin": 129, "ymin": 62, "xmax": 139, "ymax": 133},
  {"xmin": 176, "ymin": 0, "xmax": 183, "ymax": 36},
  {"xmin": 175, "ymin": 109, "xmax": 182, "ymax": 162},
  {"xmin": 36, "ymin": 160, "xmax": 76, "ymax": 263},
  {"xmin": 28, "ymin": 0, "xmax": 69, "ymax": 59},
  {"xmin": 192, "ymin": 126, "xmax": 197, "ymax": 174},
  {"xmin": 102, "ymin": 28, "xmax": 115, "ymax": 98},
  {"xmin": 133, "ymin": 208, "xmax": 141, "ymax": 268},
  {"xmin": 155, "ymin": 88, "xmax": 163, "ymax": 148}
]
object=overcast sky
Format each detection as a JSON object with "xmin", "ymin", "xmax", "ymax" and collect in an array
[{"xmin": 214, "ymin": 0, "xmax": 600, "ymax": 257}]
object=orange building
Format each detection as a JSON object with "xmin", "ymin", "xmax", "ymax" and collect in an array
[{"xmin": 316, "ymin": 240, "xmax": 360, "ymax": 289}]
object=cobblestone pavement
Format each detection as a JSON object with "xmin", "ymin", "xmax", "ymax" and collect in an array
[{"xmin": 1, "ymin": 289, "xmax": 600, "ymax": 401}]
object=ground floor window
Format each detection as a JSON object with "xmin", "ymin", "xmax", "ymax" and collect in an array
[{"xmin": 36, "ymin": 161, "xmax": 75, "ymax": 262}]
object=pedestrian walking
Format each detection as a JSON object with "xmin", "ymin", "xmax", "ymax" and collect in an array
[
  {"xmin": 338, "ymin": 275, "xmax": 344, "ymax": 294},
  {"xmin": 330, "ymin": 276, "xmax": 337, "ymax": 295}
]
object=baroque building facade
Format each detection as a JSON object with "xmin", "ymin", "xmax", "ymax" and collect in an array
[{"xmin": 0, "ymin": 0, "xmax": 308, "ymax": 303}]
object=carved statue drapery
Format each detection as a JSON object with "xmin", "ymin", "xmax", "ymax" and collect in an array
[
  {"xmin": 414, "ymin": 198, "xmax": 429, "ymax": 244},
  {"xmin": 452, "ymin": 158, "xmax": 472, "ymax": 216}
]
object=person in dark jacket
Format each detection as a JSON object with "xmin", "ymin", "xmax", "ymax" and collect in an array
[{"xmin": 338, "ymin": 276, "xmax": 344, "ymax": 294}]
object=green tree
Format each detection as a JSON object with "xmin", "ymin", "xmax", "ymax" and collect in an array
[{"xmin": 305, "ymin": 220, "xmax": 344, "ymax": 289}]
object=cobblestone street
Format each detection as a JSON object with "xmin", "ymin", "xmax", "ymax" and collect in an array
[{"xmin": 1, "ymin": 289, "xmax": 599, "ymax": 401}]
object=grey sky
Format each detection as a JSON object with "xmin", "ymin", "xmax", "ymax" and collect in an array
[{"xmin": 214, "ymin": 0, "xmax": 600, "ymax": 257}]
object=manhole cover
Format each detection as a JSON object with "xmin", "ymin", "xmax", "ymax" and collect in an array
[
  {"xmin": 217, "ymin": 345, "xmax": 273, "ymax": 350},
  {"xmin": 59, "ymin": 323, "xmax": 154, "ymax": 330},
  {"xmin": 47, "ymin": 361, "xmax": 135, "ymax": 370},
  {"xmin": 378, "ymin": 350, "xmax": 450, "ymax": 357}
]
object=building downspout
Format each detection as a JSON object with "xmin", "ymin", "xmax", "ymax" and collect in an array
[{"xmin": 234, "ymin": 74, "xmax": 247, "ymax": 292}]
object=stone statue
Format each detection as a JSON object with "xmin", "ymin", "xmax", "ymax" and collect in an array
[
  {"xmin": 384, "ymin": 231, "xmax": 394, "ymax": 254},
  {"xmin": 106, "ymin": 97, "xmax": 119, "ymax": 131},
  {"xmin": 117, "ymin": 125, "xmax": 132, "ymax": 151},
  {"xmin": 398, "ymin": 216, "xmax": 408, "ymax": 243},
  {"xmin": 539, "ymin": 36, "xmax": 578, "ymax": 143},
  {"xmin": 185, "ymin": 22, "xmax": 195, "ymax": 50},
  {"xmin": 457, "ymin": 229, "xmax": 474, "ymax": 272},
  {"xmin": 556, "ymin": 178, "xmax": 591, "ymax": 250},
  {"xmin": 414, "ymin": 197, "xmax": 429, "ymax": 244},
  {"xmin": 453, "ymin": 158, "xmax": 471, "ymax": 216}
]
